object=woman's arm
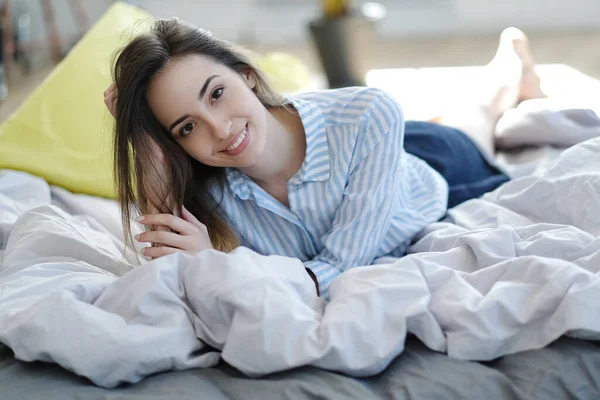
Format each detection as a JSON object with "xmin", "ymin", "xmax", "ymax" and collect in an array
[{"xmin": 304, "ymin": 92, "xmax": 446, "ymax": 299}]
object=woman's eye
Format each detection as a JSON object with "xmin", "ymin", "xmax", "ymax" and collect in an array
[
  {"xmin": 211, "ymin": 88, "xmax": 224, "ymax": 102},
  {"xmin": 180, "ymin": 122, "xmax": 196, "ymax": 137}
]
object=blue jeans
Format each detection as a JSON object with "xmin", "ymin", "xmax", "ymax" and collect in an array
[{"xmin": 404, "ymin": 121, "xmax": 510, "ymax": 208}]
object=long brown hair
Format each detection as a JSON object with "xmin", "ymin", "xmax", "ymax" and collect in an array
[{"xmin": 112, "ymin": 18, "xmax": 286, "ymax": 253}]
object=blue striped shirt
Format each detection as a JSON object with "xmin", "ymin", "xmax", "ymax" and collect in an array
[{"xmin": 214, "ymin": 87, "xmax": 448, "ymax": 298}]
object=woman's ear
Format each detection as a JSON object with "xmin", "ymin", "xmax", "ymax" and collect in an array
[{"xmin": 243, "ymin": 68, "xmax": 257, "ymax": 90}]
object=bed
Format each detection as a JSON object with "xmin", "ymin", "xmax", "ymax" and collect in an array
[
  {"xmin": 2, "ymin": 66, "xmax": 600, "ymax": 398},
  {"xmin": 2, "ymin": 337, "xmax": 600, "ymax": 399}
]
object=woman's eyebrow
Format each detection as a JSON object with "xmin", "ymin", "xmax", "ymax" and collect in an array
[
  {"xmin": 169, "ymin": 114, "xmax": 189, "ymax": 133},
  {"xmin": 168, "ymin": 74, "xmax": 221, "ymax": 133},
  {"xmin": 199, "ymin": 75, "xmax": 220, "ymax": 100}
]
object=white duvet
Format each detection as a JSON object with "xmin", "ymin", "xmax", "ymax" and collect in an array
[{"xmin": 1, "ymin": 136, "xmax": 600, "ymax": 388}]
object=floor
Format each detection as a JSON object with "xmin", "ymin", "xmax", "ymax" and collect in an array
[{"xmin": 1, "ymin": 30, "xmax": 599, "ymax": 124}]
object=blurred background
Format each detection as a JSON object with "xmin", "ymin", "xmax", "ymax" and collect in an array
[{"xmin": 1, "ymin": 0, "xmax": 599, "ymax": 119}]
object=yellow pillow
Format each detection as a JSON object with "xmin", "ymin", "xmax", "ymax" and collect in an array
[{"xmin": 0, "ymin": 2, "xmax": 153, "ymax": 198}]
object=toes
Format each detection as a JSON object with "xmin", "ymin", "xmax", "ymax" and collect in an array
[{"xmin": 501, "ymin": 27, "xmax": 528, "ymax": 43}]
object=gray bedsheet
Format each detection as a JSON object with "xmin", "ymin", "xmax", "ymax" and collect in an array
[{"xmin": 2, "ymin": 336, "xmax": 599, "ymax": 400}]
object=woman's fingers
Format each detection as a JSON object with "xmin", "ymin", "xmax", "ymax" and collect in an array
[
  {"xmin": 135, "ymin": 230, "xmax": 187, "ymax": 249},
  {"xmin": 137, "ymin": 213, "xmax": 199, "ymax": 235},
  {"xmin": 142, "ymin": 245, "xmax": 178, "ymax": 259},
  {"xmin": 103, "ymin": 83, "xmax": 116, "ymax": 100},
  {"xmin": 104, "ymin": 83, "xmax": 118, "ymax": 118},
  {"xmin": 135, "ymin": 210, "xmax": 214, "ymax": 258},
  {"xmin": 136, "ymin": 211, "xmax": 214, "ymax": 258}
]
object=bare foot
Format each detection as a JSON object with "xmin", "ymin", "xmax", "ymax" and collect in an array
[
  {"xmin": 500, "ymin": 27, "xmax": 547, "ymax": 101},
  {"xmin": 430, "ymin": 28, "xmax": 547, "ymax": 156},
  {"xmin": 483, "ymin": 28, "xmax": 524, "ymax": 117}
]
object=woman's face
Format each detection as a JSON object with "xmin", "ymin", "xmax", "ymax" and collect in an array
[{"xmin": 146, "ymin": 54, "xmax": 268, "ymax": 168}]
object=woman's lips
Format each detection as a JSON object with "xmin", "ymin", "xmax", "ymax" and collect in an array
[{"xmin": 222, "ymin": 123, "xmax": 250, "ymax": 156}]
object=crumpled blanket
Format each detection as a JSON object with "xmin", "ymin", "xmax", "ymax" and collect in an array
[{"xmin": 1, "ymin": 137, "xmax": 600, "ymax": 388}]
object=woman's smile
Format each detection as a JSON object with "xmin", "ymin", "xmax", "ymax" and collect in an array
[{"xmin": 221, "ymin": 123, "xmax": 250, "ymax": 156}]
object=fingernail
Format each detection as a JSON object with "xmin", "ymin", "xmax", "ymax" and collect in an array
[
  {"xmin": 141, "ymin": 247, "xmax": 147, "ymax": 255},
  {"xmin": 135, "ymin": 216, "xmax": 144, "ymax": 222},
  {"xmin": 134, "ymin": 234, "xmax": 140, "ymax": 240}
]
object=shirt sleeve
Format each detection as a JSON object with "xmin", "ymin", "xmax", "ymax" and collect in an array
[{"xmin": 303, "ymin": 91, "xmax": 420, "ymax": 299}]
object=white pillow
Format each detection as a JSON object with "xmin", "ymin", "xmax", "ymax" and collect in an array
[{"xmin": 495, "ymin": 98, "xmax": 600, "ymax": 149}]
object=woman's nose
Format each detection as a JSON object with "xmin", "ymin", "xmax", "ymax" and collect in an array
[{"xmin": 208, "ymin": 117, "xmax": 231, "ymax": 140}]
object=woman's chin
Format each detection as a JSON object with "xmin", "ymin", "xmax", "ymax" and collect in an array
[
  {"xmin": 212, "ymin": 142, "xmax": 263, "ymax": 169},
  {"xmin": 236, "ymin": 155, "xmax": 259, "ymax": 169}
]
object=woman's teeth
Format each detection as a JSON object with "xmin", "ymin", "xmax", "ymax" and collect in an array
[{"xmin": 226, "ymin": 126, "xmax": 247, "ymax": 151}]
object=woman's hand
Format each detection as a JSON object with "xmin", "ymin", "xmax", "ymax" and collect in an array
[
  {"xmin": 104, "ymin": 82, "xmax": 118, "ymax": 118},
  {"xmin": 135, "ymin": 206, "xmax": 213, "ymax": 259}
]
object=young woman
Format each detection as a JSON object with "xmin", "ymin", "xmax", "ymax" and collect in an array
[{"xmin": 104, "ymin": 20, "xmax": 545, "ymax": 298}]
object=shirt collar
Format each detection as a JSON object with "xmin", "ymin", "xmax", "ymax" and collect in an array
[
  {"xmin": 226, "ymin": 95, "xmax": 331, "ymax": 200},
  {"xmin": 286, "ymin": 95, "xmax": 330, "ymax": 184},
  {"xmin": 225, "ymin": 167, "xmax": 251, "ymax": 200}
]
